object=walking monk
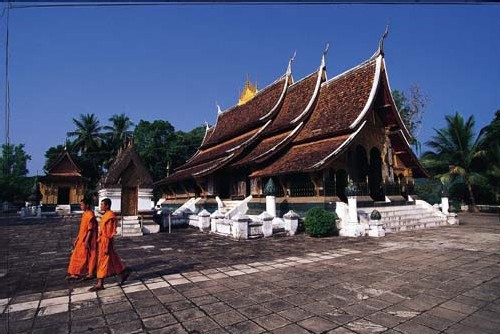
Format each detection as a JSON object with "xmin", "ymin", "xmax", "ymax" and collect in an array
[
  {"xmin": 66, "ymin": 198, "xmax": 97, "ymax": 280},
  {"xmin": 89, "ymin": 198, "xmax": 130, "ymax": 291}
]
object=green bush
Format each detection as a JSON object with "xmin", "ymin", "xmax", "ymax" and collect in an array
[{"xmin": 304, "ymin": 207, "xmax": 337, "ymax": 237}]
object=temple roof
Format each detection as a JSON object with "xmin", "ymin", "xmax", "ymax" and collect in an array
[
  {"xmin": 156, "ymin": 44, "xmax": 426, "ymax": 187},
  {"xmin": 201, "ymin": 75, "xmax": 288, "ymax": 148},
  {"xmin": 40, "ymin": 149, "xmax": 84, "ymax": 182},
  {"xmin": 98, "ymin": 142, "xmax": 153, "ymax": 188}
]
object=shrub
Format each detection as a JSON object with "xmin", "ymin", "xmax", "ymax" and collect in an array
[{"xmin": 304, "ymin": 207, "xmax": 337, "ymax": 237}]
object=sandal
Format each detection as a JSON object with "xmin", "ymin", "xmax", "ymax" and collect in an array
[
  {"xmin": 65, "ymin": 275, "xmax": 80, "ymax": 281},
  {"xmin": 83, "ymin": 276, "xmax": 96, "ymax": 281},
  {"xmin": 119, "ymin": 269, "xmax": 131, "ymax": 286},
  {"xmin": 88, "ymin": 285, "xmax": 105, "ymax": 292}
]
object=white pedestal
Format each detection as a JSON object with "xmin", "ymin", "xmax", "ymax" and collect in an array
[
  {"xmin": 368, "ymin": 219, "xmax": 385, "ymax": 237},
  {"xmin": 283, "ymin": 210, "xmax": 299, "ymax": 236},
  {"xmin": 441, "ymin": 197, "xmax": 449, "ymax": 214},
  {"xmin": 266, "ymin": 196, "xmax": 276, "ymax": 217}
]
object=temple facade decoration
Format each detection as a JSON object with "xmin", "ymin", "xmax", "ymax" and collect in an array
[
  {"xmin": 97, "ymin": 141, "xmax": 154, "ymax": 215},
  {"xmin": 39, "ymin": 149, "xmax": 87, "ymax": 205},
  {"xmin": 156, "ymin": 39, "xmax": 427, "ymax": 213}
]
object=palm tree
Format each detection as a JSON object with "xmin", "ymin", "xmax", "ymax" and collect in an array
[
  {"xmin": 422, "ymin": 112, "xmax": 485, "ymax": 212},
  {"xmin": 67, "ymin": 113, "xmax": 104, "ymax": 154},
  {"xmin": 478, "ymin": 110, "xmax": 500, "ymax": 202},
  {"xmin": 103, "ymin": 113, "xmax": 134, "ymax": 152}
]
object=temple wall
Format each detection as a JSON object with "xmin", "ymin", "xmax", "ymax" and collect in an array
[
  {"xmin": 98, "ymin": 187, "xmax": 154, "ymax": 214},
  {"xmin": 40, "ymin": 181, "xmax": 85, "ymax": 205}
]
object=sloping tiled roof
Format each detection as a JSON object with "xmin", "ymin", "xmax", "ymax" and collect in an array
[
  {"xmin": 99, "ymin": 143, "xmax": 153, "ymax": 188},
  {"xmin": 46, "ymin": 150, "xmax": 82, "ymax": 176},
  {"xmin": 162, "ymin": 156, "xmax": 229, "ymax": 184},
  {"xmin": 294, "ymin": 57, "xmax": 378, "ymax": 143},
  {"xmin": 251, "ymin": 136, "xmax": 348, "ymax": 177},
  {"xmin": 265, "ymin": 72, "xmax": 319, "ymax": 134},
  {"xmin": 231, "ymin": 131, "xmax": 291, "ymax": 168},
  {"xmin": 181, "ymin": 129, "xmax": 258, "ymax": 168},
  {"xmin": 201, "ymin": 76, "xmax": 288, "ymax": 148}
]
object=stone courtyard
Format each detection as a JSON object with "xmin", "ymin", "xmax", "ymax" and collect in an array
[{"xmin": 1, "ymin": 212, "xmax": 499, "ymax": 334}]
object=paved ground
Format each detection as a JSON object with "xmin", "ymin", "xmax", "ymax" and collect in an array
[{"xmin": 0, "ymin": 212, "xmax": 499, "ymax": 334}]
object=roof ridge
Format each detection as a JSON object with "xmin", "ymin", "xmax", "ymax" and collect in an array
[{"xmin": 322, "ymin": 55, "xmax": 379, "ymax": 89}]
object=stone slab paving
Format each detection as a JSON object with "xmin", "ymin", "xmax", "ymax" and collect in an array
[{"xmin": 1, "ymin": 212, "xmax": 499, "ymax": 333}]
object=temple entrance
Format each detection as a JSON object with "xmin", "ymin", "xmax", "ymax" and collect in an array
[
  {"xmin": 57, "ymin": 187, "xmax": 70, "ymax": 204},
  {"xmin": 335, "ymin": 169, "xmax": 348, "ymax": 202},
  {"xmin": 369, "ymin": 147, "xmax": 384, "ymax": 201},
  {"xmin": 121, "ymin": 187, "xmax": 138, "ymax": 216}
]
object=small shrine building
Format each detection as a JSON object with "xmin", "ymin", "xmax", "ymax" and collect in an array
[
  {"xmin": 39, "ymin": 149, "xmax": 87, "ymax": 205},
  {"xmin": 97, "ymin": 142, "xmax": 154, "ymax": 215}
]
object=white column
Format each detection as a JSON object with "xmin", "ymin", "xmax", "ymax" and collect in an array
[
  {"xmin": 266, "ymin": 195, "xmax": 276, "ymax": 217},
  {"xmin": 348, "ymin": 197, "xmax": 358, "ymax": 223},
  {"xmin": 441, "ymin": 197, "xmax": 449, "ymax": 214}
]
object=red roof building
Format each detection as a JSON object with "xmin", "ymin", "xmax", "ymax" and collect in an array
[{"xmin": 156, "ymin": 36, "xmax": 427, "ymax": 209}]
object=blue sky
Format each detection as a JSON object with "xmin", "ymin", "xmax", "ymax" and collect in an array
[{"xmin": 1, "ymin": 4, "xmax": 499, "ymax": 176}]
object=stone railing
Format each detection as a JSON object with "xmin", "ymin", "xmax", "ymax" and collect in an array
[{"xmin": 224, "ymin": 195, "xmax": 253, "ymax": 219}]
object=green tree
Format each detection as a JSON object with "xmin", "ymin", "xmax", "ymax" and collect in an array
[
  {"xmin": 67, "ymin": 113, "xmax": 104, "ymax": 154},
  {"xmin": 67, "ymin": 113, "xmax": 106, "ymax": 188},
  {"xmin": 134, "ymin": 120, "xmax": 178, "ymax": 182},
  {"xmin": 422, "ymin": 112, "xmax": 485, "ymax": 212},
  {"xmin": 478, "ymin": 110, "xmax": 500, "ymax": 203},
  {"xmin": 103, "ymin": 113, "xmax": 134, "ymax": 154},
  {"xmin": 392, "ymin": 84, "xmax": 428, "ymax": 154},
  {"xmin": 0, "ymin": 143, "xmax": 32, "ymax": 203},
  {"xmin": 173, "ymin": 125, "xmax": 206, "ymax": 168}
]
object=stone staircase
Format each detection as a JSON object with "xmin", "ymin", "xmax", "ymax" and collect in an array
[
  {"xmin": 117, "ymin": 216, "xmax": 143, "ymax": 237},
  {"xmin": 370, "ymin": 203, "xmax": 447, "ymax": 234},
  {"xmin": 218, "ymin": 200, "xmax": 240, "ymax": 215}
]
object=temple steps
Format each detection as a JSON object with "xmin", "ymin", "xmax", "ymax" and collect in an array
[
  {"xmin": 117, "ymin": 216, "xmax": 143, "ymax": 237},
  {"xmin": 218, "ymin": 200, "xmax": 240, "ymax": 215},
  {"xmin": 370, "ymin": 204, "xmax": 447, "ymax": 234}
]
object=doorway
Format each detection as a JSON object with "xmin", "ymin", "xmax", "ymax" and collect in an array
[{"xmin": 121, "ymin": 187, "xmax": 138, "ymax": 216}]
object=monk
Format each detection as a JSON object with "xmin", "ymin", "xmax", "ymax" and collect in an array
[
  {"xmin": 66, "ymin": 198, "xmax": 97, "ymax": 280},
  {"xmin": 89, "ymin": 198, "xmax": 130, "ymax": 291}
]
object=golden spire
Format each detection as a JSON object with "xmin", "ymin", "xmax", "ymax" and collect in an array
[{"xmin": 237, "ymin": 74, "xmax": 258, "ymax": 106}]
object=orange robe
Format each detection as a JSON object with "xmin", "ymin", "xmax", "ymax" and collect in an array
[
  {"xmin": 97, "ymin": 210, "xmax": 126, "ymax": 279},
  {"xmin": 67, "ymin": 210, "xmax": 98, "ymax": 277}
]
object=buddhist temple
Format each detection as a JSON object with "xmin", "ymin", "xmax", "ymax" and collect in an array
[
  {"xmin": 39, "ymin": 149, "xmax": 87, "ymax": 205},
  {"xmin": 156, "ymin": 34, "xmax": 427, "ymax": 214}
]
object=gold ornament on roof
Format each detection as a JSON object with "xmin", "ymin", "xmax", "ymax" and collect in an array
[{"xmin": 237, "ymin": 75, "xmax": 258, "ymax": 106}]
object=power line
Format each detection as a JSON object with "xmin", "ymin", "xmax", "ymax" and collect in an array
[{"xmin": 3, "ymin": 4, "xmax": 10, "ymax": 148}]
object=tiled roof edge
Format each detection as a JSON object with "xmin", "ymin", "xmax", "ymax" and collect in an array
[
  {"xmin": 349, "ymin": 55, "xmax": 382, "ymax": 130},
  {"xmin": 309, "ymin": 120, "xmax": 367, "ymax": 169}
]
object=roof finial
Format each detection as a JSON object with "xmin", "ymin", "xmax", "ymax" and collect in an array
[
  {"xmin": 286, "ymin": 50, "xmax": 297, "ymax": 76},
  {"xmin": 216, "ymin": 102, "xmax": 222, "ymax": 114},
  {"xmin": 204, "ymin": 121, "xmax": 209, "ymax": 130},
  {"xmin": 378, "ymin": 24, "xmax": 390, "ymax": 56},
  {"xmin": 321, "ymin": 43, "xmax": 330, "ymax": 68}
]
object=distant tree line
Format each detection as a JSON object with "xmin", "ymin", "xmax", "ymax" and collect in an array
[{"xmin": 43, "ymin": 113, "xmax": 205, "ymax": 199}]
